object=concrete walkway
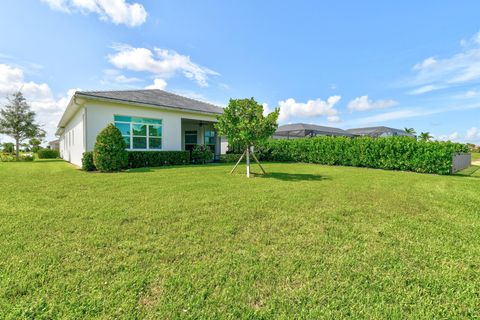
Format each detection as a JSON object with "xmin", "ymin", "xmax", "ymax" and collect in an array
[{"xmin": 472, "ymin": 160, "xmax": 480, "ymax": 166}]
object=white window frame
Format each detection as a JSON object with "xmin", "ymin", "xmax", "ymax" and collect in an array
[{"xmin": 114, "ymin": 116, "xmax": 163, "ymax": 151}]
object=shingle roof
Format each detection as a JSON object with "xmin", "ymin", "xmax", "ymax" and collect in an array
[
  {"xmin": 76, "ymin": 89, "xmax": 224, "ymax": 115},
  {"xmin": 346, "ymin": 126, "xmax": 414, "ymax": 137},
  {"xmin": 275, "ymin": 123, "xmax": 354, "ymax": 137}
]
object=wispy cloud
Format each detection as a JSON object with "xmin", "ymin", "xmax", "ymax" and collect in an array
[
  {"xmin": 41, "ymin": 0, "xmax": 147, "ymax": 27},
  {"xmin": 347, "ymin": 95, "xmax": 398, "ymax": 112},
  {"xmin": 108, "ymin": 44, "xmax": 219, "ymax": 87},
  {"xmin": 408, "ymin": 30, "xmax": 480, "ymax": 94},
  {"xmin": 344, "ymin": 102, "xmax": 480, "ymax": 127}
]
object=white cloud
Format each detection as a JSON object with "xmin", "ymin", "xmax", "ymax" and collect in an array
[
  {"xmin": 436, "ymin": 132, "xmax": 460, "ymax": 142},
  {"xmin": 145, "ymin": 78, "xmax": 167, "ymax": 90},
  {"xmin": 409, "ymin": 30, "xmax": 480, "ymax": 94},
  {"xmin": 454, "ymin": 89, "xmax": 480, "ymax": 99},
  {"xmin": 41, "ymin": 0, "xmax": 147, "ymax": 27},
  {"xmin": 277, "ymin": 96, "xmax": 341, "ymax": 122},
  {"xmin": 466, "ymin": 127, "xmax": 480, "ymax": 141},
  {"xmin": 408, "ymin": 84, "xmax": 439, "ymax": 95},
  {"xmin": 0, "ymin": 63, "xmax": 74, "ymax": 142},
  {"xmin": 108, "ymin": 44, "xmax": 219, "ymax": 87},
  {"xmin": 347, "ymin": 95, "xmax": 398, "ymax": 112},
  {"xmin": 101, "ymin": 69, "xmax": 141, "ymax": 85}
]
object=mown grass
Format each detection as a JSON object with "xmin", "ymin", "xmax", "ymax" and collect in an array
[
  {"xmin": 472, "ymin": 152, "xmax": 480, "ymax": 161},
  {"xmin": 1, "ymin": 160, "xmax": 479, "ymax": 319}
]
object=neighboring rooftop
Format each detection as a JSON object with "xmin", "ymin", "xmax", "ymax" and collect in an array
[
  {"xmin": 346, "ymin": 126, "xmax": 415, "ymax": 138},
  {"xmin": 76, "ymin": 89, "xmax": 224, "ymax": 115},
  {"xmin": 274, "ymin": 123, "xmax": 355, "ymax": 138}
]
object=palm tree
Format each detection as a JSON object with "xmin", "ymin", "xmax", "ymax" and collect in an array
[
  {"xmin": 404, "ymin": 127, "xmax": 416, "ymax": 135},
  {"xmin": 419, "ymin": 132, "xmax": 433, "ymax": 142}
]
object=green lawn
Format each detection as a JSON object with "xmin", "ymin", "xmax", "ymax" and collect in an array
[
  {"xmin": 1, "ymin": 161, "xmax": 479, "ymax": 319},
  {"xmin": 472, "ymin": 152, "xmax": 480, "ymax": 162}
]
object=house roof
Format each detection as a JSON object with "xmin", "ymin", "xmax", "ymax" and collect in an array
[
  {"xmin": 275, "ymin": 123, "xmax": 354, "ymax": 137},
  {"xmin": 56, "ymin": 89, "xmax": 223, "ymax": 135},
  {"xmin": 76, "ymin": 89, "xmax": 224, "ymax": 115},
  {"xmin": 346, "ymin": 126, "xmax": 414, "ymax": 137}
]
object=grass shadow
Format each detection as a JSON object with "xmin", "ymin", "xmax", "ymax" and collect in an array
[{"xmin": 259, "ymin": 172, "xmax": 330, "ymax": 182}]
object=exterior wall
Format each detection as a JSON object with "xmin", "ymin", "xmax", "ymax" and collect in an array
[
  {"xmin": 452, "ymin": 153, "xmax": 471, "ymax": 173},
  {"xmin": 84, "ymin": 100, "xmax": 219, "ymax": 152},
  {"xmin": 59, "ymin": 107, "xmax": 85, "ymax": 166}
]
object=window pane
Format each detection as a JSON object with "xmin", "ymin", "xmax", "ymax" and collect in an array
[
  {"xmin": 132, "ymin": 124, "xmax": 147, "ymax": 136},
  {"xmin": 149, "ymin": 138, "xmax": 162, "ymax": 149},
  {"xmin": 185, "ymin": 132, "xmax": 197, "ymax": 144},
  {"xmin": 149, "ymin": 125, "xmax": 162, "ymax": 137},
  {"xmin": 114, "ymin": 115, "xmax": 131, "ymax": 122},
  {"xmin": 133, "ymin": 137, "xmax": 147, "ymax": 149},
  {"xmin": 131, "ymin": 117, "xmax": 162, "ymax": 125},
  {"xmin": 123, "ymin": 136, "xmax": 131, "ymax": 149},
  {"xmin": 115, "ymin": 122, "xmax": 130, "ymax": 136}
]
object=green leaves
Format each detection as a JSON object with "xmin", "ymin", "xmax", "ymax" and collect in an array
[
  {"xmin": 215, "ymin": 98, "xmax": 279, "ymax": 149},
  {"xmin": 0, "ymin": 91, "xmax": 45, "ymax": 157},
  {"xmin": 93, "ymin": 124, "xmax": 128, "ymax": 172},
  {"xmin": 257, "ymin": 136, "xmax": 469, "ymax": 175}
]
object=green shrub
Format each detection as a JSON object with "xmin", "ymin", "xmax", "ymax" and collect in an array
[
  {"xmin": 93, "ymin": 124, "xmax": 128, "ymax": 172},
  {"xmin": 257, "ymin": 136, "xmax": 469, "ymax": 175},
  {"xmin": 220, "ymin": 153, "xmax": 245, "ymax": 163},
  {"xmin": 2, "ymin": 142, "xmax": 14, "ymax": 154},
  {"xmin": 128, "ymin": 151, "xmax": 190, "ymax": 168},
  {"xmin": 37, "ymin": 148, "xmax": 60, "ymax": 159},
  {"xmin": 0, "ymin": 154, "xmax": 34, "ymax": 162},
  {"xmin": 82, "ymin": 152, "xmax": 95, "ymax": 171},
  {"xmin": 191, "ymin": 145, "xmax": 213, "ymax": 164}
]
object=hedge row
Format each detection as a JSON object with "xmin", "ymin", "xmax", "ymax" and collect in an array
[
  {"xmin": 220, "ymin": 153, "xmax": 245, "ymax": 163},
  {"xmin": 37, "ymin": 149, "xmax": 60, "ymax": 159},
  {"xmin": 82, "ymin": 151, "xmax": 190, "ymax": 170},
  {"xmin": 255, "ymin": 136, "xmax": 469, "ymax": 175},
  {"xmin": 128, "ymin": 151, "xmax": 190, "ymax": 168}
]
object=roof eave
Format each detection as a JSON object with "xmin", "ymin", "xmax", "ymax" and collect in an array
[{"xmin": 75, "ymin": 92, "xmax": 223, "ymax": 117}]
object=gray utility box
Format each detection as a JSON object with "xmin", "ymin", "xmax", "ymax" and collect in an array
[{"xmin": 452, "ymin": 153, "xmax": 471, "ymax": 173}]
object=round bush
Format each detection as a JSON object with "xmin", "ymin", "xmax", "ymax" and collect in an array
[
  {"xmin": 82, "ymin": 151, "xmax": 95, "ymax": 171},
  {"xmin": 93, "ymin": 124, "xmax": 128, "ymax": 172}
]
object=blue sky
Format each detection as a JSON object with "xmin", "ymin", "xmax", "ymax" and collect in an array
[{"xmin": 1, "ymin": 0, "xmax": 480, "ymax": 143}]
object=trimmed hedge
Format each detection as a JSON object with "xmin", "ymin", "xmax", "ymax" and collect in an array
[
  {"xmin": 128, "ymin": 151, "xmax": 190, "ymax": 168},
  {"xmin": 82, "ymin": 152, "xmax": 95, "ymax": 171},
  {"xmin": 37, "ymin": 149, "xmax": 59, "ymax": 159},
  {"xmin": 255, "ymin": 136, "xmax": 469, "ymax": 175},
  {"xmin": 220, "ymin": 153, "xmax": 245, "ymax": 163}
]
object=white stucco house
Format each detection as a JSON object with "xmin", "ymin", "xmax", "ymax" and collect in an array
[{"xmin": 56, "ymin": 89, "xmax": 227, "ymax": 166}]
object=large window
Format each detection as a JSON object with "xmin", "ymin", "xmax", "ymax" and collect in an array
[
  {"xmin": 204, "ymin": 128, "xmax": 216, "ymax": 152},
  {"xmin": 114, "ymin": 115, "xmax": 162, "ymax": 150}
]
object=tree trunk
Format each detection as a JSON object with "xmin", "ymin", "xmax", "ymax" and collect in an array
[
  {"xmin": 15, "ymin": 138, "xmax": 20, "ymax": 160},
  {"xmin": 246, "ymin": 146, "xmax": 250, "ymax": 178}
]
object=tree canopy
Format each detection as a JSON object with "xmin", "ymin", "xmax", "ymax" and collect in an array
[
  {"xmin": 215, "ymin": 98, "xmax": 279, "ymax": 149},
  {"xmin": 0, "ymin": 91, "xmax": 45, "ymax": 158}
]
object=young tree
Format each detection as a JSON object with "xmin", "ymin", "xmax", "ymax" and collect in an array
[
  {"xmin": 419, "ymin": 132, "xmax": 433, "ymax": 142},
  {"xmin": 0, "ymin": 91, "xmax": 45, "ymax": 159},
  {"xmin": 215, "ymin": 98, "xmax": 279, "ymax": 178},
  {"xmin": 29, "ymin": 138, "xmax": 43, "ymax": 153}
]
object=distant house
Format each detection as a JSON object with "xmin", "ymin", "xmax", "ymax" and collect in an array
[
  {"xmin": 346, "ymin": 126, "xmax": 415, "ymax": 138},
  {"xmin": 48, "ymin": 139, "xmax": 60, "ymax": 150},
  {"xmin": 56, "ymin": 89, "xmax": 225, "ymax": 166},
  {"xmin": 273, "ymin": 123, "xmax": 355, "ymax": 139}
]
